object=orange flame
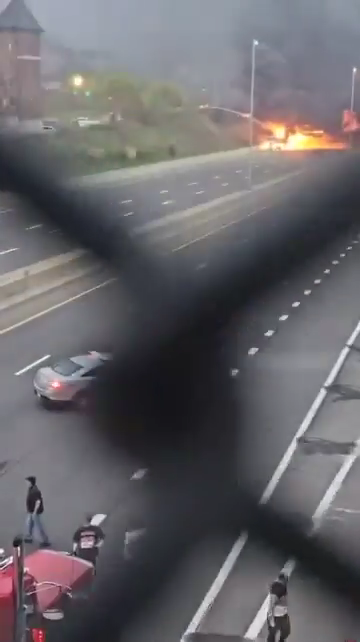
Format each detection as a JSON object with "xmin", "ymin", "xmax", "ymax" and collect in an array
[{"xmin": 259, "ymin": 121, "xmax": 345, "ymax": 150}]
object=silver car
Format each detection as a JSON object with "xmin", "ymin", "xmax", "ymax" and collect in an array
[{"xmin": 33, "ymin": 351, "xmax": 111, "ymax": 409}]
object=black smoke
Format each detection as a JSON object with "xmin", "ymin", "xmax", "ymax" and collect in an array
[{"xmin": 233, "ymin": 0, "xmax": 360, "ymax": 130}]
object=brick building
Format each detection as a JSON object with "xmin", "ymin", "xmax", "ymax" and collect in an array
[{"xmin": 0, "ymin": 0, "xmax": 43, "ymax": 121}]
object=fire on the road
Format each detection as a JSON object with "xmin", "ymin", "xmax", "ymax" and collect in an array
[{"xmin": 259, "ymin": 121, "xmax": 346, "ymax": 150}]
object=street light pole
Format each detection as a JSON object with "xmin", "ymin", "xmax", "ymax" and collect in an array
[
  {"xmin": 350, "ymin": 66, "xmax": 357, "ymax": 148},
  {"xmin": 248, "ymin": 39, "xmax": 258, "ymax": 189}
]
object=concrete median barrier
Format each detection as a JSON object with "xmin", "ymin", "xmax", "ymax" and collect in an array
[
  {"xmin": 74, "ymin": 147, "xmax": 257, "ymax": 187},
  {"xmin": 0, "ymin": 165, "xmax": 306, "ymax": 312},
  {"xmin": 135, "ymin": 168, "xmax": 304, "ymax": 252},
  {"xmin": 0, "ymin": 250, "xmax": 101, "ymax": 311}
]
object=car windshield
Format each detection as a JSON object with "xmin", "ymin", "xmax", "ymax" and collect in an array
[{"xmin": 52, "ymin": 359, "xmax": 81, "ymax": 376}]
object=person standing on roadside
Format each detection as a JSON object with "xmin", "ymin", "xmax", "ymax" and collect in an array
[
  {"xmin": 267, "ymin": 572, "xmax": 291, "ymax": 642},
  {"xmin": 72, "ymin": 514, "xmax": 104, "ymax": 569},
  {"xmin": 24, "ymin": 476, "xmax": 51, "ymax": 547}
]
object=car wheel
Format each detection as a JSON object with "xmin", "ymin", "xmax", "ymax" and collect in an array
[
  {"xmin": 39, "ymin": 396, "xmax": 54, "ymax": 410},
  {"xmin": 74, "ymin": 391, "xmax": 89, "ymax": 411}
]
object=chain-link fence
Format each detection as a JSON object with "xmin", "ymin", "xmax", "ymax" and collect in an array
[{"xmin": 2, "ymin": 134, "xmax": 360, "ymax": 641}]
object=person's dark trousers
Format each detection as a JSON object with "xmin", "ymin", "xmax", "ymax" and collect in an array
[{"xmin": 267, "ymin": 614, "xmax": 291, "ymax": 642}]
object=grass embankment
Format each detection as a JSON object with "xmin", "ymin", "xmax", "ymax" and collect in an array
[{"xmin": 45, "ymin": 109, "xmax": 249, "ymax": 175}]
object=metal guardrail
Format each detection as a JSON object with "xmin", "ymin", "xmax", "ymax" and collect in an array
[{"xmin": 0, "ymin": 133, "xmax": 359, "ymax": 642}]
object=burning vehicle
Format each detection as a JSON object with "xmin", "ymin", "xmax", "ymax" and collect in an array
[{"xmin": 259, "ymin": 121, "xmax": 346, "ymax": 151}]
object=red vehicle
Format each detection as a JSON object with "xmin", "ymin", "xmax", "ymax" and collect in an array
[{"xmin": 0, "ymin": 546, "xmax": 94, "ymax": 642}]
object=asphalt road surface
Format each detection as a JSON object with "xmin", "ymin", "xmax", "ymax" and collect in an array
[
  {"xmin": 0, "ymin": 154, "xmax": 357, "ymax": 641},
  {"xmin": 0, "ymin": 152, "xmax": 304, "ymax": 273}
]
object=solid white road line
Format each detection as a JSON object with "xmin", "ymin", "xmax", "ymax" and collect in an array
[
  {"xmin": 14, "ymin": 354, "xmax": 50, "ymax": 375},
  {"xmin": 0, "ymin": 248, "xmax": 18, "ymax": 255},
  {"xmin": 0, "ymin": 278, "xmax": 116, "ymax": 336},
  {"xmin": 244, "ymin": 437, "xmax": 360, "ymax": 640},
  {"xmin": 181, "ymin": 317, "xmax": 360, "ymax": 642}
]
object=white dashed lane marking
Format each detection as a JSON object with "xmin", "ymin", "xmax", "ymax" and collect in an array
[
  {"xmin": 221, "ymin": 182, "xmax": 229, "ymax": 187},
  {"xmin": 26, "ymin": 224, "xmax": 43, "ymax": 231},
  {"xmin": 242, "ymin": 239, "xmax": 359, "ymax": 359},
  {"xmin": 15, "ymin": 354, "xmax": 50, "ymax": 376},
  {"xmin": 188, "ymin": 182, "xmax": 198, "ymax": 186},
  {"xmin": 264, "ymin": 330, "xmax": 275, "ymax": 337},
  {"xmin": 195, "ymin": 190, "xmax": 205, "ymax": 195},
  {"xmin": 0, "ymin": 247, "xmax": 18, "ymax": 255},
  {"xmin": 120, "ymin": 199, "xmax": 132, "ymax": 205},
  {"xmin": 162, "ymin": 200, "xmax": 174, "ymax": 205},
  {"xmin": 160, "ymin": 190, "xmax": 168, "ymax": 194},
  {"xmin": 248, "ymin": 347, "xmax": 259, "ymax": 356},
  {"xmin": 236, "ymin": 170, "xmax": 242, "ymax": 174},
  {"xmin": 123, "ymin": 212, "xmax": 134, "ymax": 217}
]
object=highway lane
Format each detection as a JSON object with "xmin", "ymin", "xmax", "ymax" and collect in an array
[
  {"xmin": 0, "ymin": 194, "xmax": 357, "ymax": 641},
  {"xmin": 185, "ymin": 253, "xmax": 360, "ymax": 639},
  {"xmin": 0, "ymin": 152, "xmax": 304, "ymax": 273}
]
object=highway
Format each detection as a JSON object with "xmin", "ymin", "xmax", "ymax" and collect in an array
[
  {"xmin": 0, "ymin": 152, "xmax": 304, "ymax": 273},
  {"xmin": 0, "ymin": 159, "xmax": 358, "ymax": 642}
]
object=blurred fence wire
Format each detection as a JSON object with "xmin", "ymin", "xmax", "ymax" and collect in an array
[{"xmin": 2, "ymin": 135, "xmax": 360, "ymax": 641}]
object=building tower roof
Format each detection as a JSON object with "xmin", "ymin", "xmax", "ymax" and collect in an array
[{"xmin": 0, "ymin": 0, "xmax": 43, "ymax": 33}]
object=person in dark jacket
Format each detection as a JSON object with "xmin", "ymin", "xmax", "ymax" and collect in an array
[
  {"xmin": 267, "ymin": 572, "xmax": 291, "ymax": 642},
  {"xmin": 24, "ymin": 476, "xmax": 51, "ymax": 547},
  {"xmin": 72, "ymin": 514, "xmax": 104, "ymax": 568}
]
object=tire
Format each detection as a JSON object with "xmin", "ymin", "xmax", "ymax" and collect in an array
[
  {"xmin": 73, "ymin": 390, "xmax": 89, "ymax": 411},
  {"xmin": 38, "ymin": 396, "xmax": 53, "ymax": 410}
]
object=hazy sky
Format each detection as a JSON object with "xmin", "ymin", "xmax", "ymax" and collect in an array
[{"xmin": 3, "ymin": 0, "xmax": 360, "ymax": 125}]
